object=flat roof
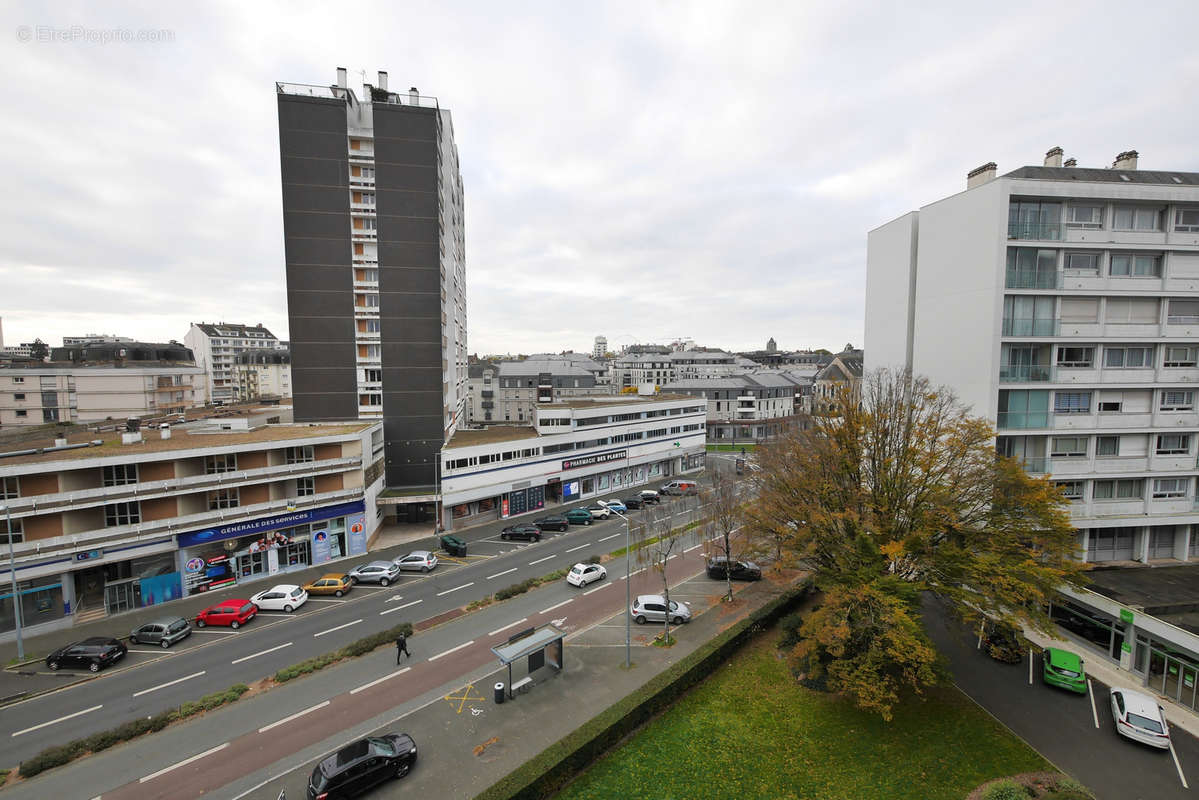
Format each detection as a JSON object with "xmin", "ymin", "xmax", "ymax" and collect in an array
[
  {"xmin": 1086, "ymin": 564, "xmax": 1199, "ymax": 634},
  {"xmin": 447, "ymin": 426, "xmax": 539, "ymax": 447},
  {"xmin": 541, "ymin": 393, "xmax": 694, "ymax": 409},
  {"xmin": 490, "ymin": 624, "xmax": 566, "ymax": 664}
]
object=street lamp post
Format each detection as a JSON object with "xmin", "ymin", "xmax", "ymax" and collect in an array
[
  {"xmin": 3, "ymin": 503, "xmax": 23, "ymax": 661},
  {"xmin": 610, "ymin": 508, "xmax": 632, "ymax": 669}
]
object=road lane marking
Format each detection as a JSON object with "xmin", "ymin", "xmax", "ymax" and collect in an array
[
  {"xmin": 1028, "ymin": 648, "xmax": 1033, "ymax": 685},
  {"xmin": 133, "ymin": 671, "xmax": 206, "ymax": 697},
  {"xmin": 597, "ymin": 533, "xmax": 621, "ymax": 542},
  {"xmin": 304, "ymin": 598, "xmax": 347, "ymax": 603},
  {"xmin": 231, "ymin": 642, "xmax": 293, "ymax": 664},
  {"xmin": 488, "ymin": 618, "xmax": 529, "ymax": 637},
  {"xmin": 313, "ymin": 620, "xmax": 362, "ymax": 638},
  {"xmin": 529, "ymin": 555, "xmax": 555, "ymax": 566},
  {"xmin": 12, "ymin": 704, "xmax": 103, "ymax": 737},
  {"xmin": 139, "ymin": 742, "xmax": 229, "ymax": 783},
  {"xmin": 621, "ymin": 568, "xmax": 646, "ymax": 579},
  {"xmin": 486, "ymin": 568, "xmax": 517, "ymax": 581},
  {"xmin": 1170, "ymin": 737, "xmax": 1189, "ymax": 789},
  {"xmin": 583, "ymin": 583, "xmax": 611, "ymax": 595},
  {"xmin": 126, "ymin": 648, "xmax": 169, "ymax": 654},
  {"xmin": 429, "ymin": 641, "xmax": 474, "ymax": 661},
  {"xmin": 380, "ymin": 599, "xmax": 422, "ymax": 616},
  {"xmin": 351, "ymin": 667, "xmax": 411, "ymax": 694},
  {"xmin": 1086, "ymin": 678, "xmax": 1099, "ymax": 728},
  {"xmin": 565, "ymin": 543, "xmax": 589, "ymax": 553},
  {"xmin": 258, "ymin": 701, "xmax": 330, "ymax": 733},
  {"xmin": 540, "ymin": 599, "xmax": 573, "ymax": 615},
  {"xmin": 437, "ymin": 582, "xmax": 474, "ymax": 596}
]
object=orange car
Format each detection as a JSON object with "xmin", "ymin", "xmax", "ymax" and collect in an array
[{"xmin": 303, "ymin": 573, "xmax": 353, "ymax": 597}]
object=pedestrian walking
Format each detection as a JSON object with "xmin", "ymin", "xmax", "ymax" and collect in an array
[{"xmin": 396, "ymin": 631, "xmax": 410, "ymax": 664}]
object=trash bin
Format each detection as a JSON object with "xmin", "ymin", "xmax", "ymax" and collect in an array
[
  {"xmin": 441, "ymin": 535, "xmax": 467, "ymax": 557},
  {"xmin": 494, "ymin": 682, "xmax": 505, "ymax": 704}
]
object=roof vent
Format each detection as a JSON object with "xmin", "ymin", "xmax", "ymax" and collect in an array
[
  {"xmin": 409, "ymin": 86, "xmax": 419, "ymax": 105},
  {"xmin": 1044, "ymin": 147, "xmax": 1063, "ymax": 168},
  {"xmin": 1113, "ymin": 150, "xmax": 1139, "ymax": 170},
  {"xmin": 1063, "ymin": 158, "xmax": 1077, "ymax": 168},
  {"xmin": 966, "ymin": 162, "xmax": 998, "ymax": 190},
  {"xmin": 336, "ymin": 67, "xmax": 348, "ymax": 89}
]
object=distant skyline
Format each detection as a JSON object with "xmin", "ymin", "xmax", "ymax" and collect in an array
[{"xmin": 3, "ymin": 1, "xmax": 1198, "ymax": 355}]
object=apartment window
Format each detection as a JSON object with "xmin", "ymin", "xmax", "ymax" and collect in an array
[
  {"xmin": 359, "ymin": 393, "xmax": 382, "ymax": 405},
  {"xmin": 205, "ymin": 454, "xmax": 237, "ymax": 474},
  {"xmin": 1056, "ymin": 347, "xmax": 1093, "ymax": 368},
  {"xmin": 362, "ymin": 269, "xmax": 379, "ymax": 282},
  {"xmin": 1050, "ymin": 437, "xmax": 1087, "ymax": 458},
  {"xmin": 362, "ymin": 167, "xmax": 375, "ymax": 180},
  {"xmin": 0, "ymin": 476, "xmax": 17, "ymax": 499},
  {"xmin": 12, "ymin": 377, "xmax": 23, "ymax": 384},
  {"xmin": 0, "ymin": 517, "xmax": 23, "ymax": 543},
  {"xmin": 1105, "ymin": 297, "xmax": 1159, "ymax": 324},
  {"xmin": 1167, "ymin": 299, "xmax": 1199, "ymax": 325},
  {"xmin": 362, "ymin": 218, "xmax": 377, "ymax": 231},
  {"xmin": 284, "ymin": 445, "xmax": 315, "ymax": 464},
  {"xmin": 364, "ymin": 369, "xmax": 382, "ymax": 382},
  {"xmin": 361, "ymin": 192, "xmax": 375, "ymax": 206},
  {"xmin": 1152, "ymin": 478, "xmax": 1189, "ymax": 499},
  {"xmin": 1156, "ymin": 434, "xmax": 1190, "ymax": 455},
  {"xmin": 1110, "ymin": 254, "xmax": 1161, "ymax": 277},
  {"xmin": 102, "ymin": 464, "xmax": 139, "ymax": 487},
  {"xmin": 15, "ymin": 410, "xmax": 26, "ymax": 418},
  {"xmin": 1097, "ymin": 394, "xmax": 1123, "ymax": 413},
  {"xmin": 208, "ymin": 488, "xmax": 240, "ymax": 510},
  {"xmin": 1112, "ymin": 206, "xmax": 1162, "ymax": 231},
  {"xmin": 104, "ymin": 501, "xmax": 141, "ymax": 526},
  {"xmin": 1093, "ymin": 479, "xmax": 1143, "ymax": 499},
  {"xmin": 13, "ymin": 393, "xmax": 24, "ymax": 400},
  {"xmin": 1054, "ymin": 392, "xmax": 1091, "ymax": 414},
  {"xmin": 297, "ymin": 477, "xmax": 315, "ymax": 496},
  {"xmin": 1064, "ymin": 252, "xmax": 1100, "ymax": 273},
  {"xmin": 1104, "ymin": 346, "xmax": 1152, "ymax": 368},
  {"xmin": 1005, "ymin": 248, "xmax": 1057, "ymax": 288},
  {"xmin": 364, "ymin": 319, "xmax": 381, "ymax": 333},
  {"xmin": 364, "ymin": 345, "xmax": 381, "ymax": 359},
  {"xmin": 1176, "ymin": 208, "xmax": 1199, "ymax": 232},
  {"xmin": 1008, "ymin": 201, "xmax": 1062, "ymax": 239},
  {"xmin": 1164, "ymin": 346, "xmax": 1198, "ymax": 368},
  {"xmin": 1096, "ymin": 436, "xmax": 1120, "ymax": 456},
  {"xmin": 1160, "ymin": 391, "xmax": 1195, "ymax": 411},
  {"xmin": 1055, "ymin": 481, "xmax": 1085, "ymax": 500},
  {"xmin": 1066, "ymin": 205, "xmax": 1104, "ymax": 229}
]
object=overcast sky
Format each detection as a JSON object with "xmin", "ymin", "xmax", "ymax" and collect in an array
[{"xmin": 3, "ymin": 1, "xmax": 1198, "ymax": 357}]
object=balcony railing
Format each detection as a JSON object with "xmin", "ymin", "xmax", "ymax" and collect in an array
[
  {"xmin": 999, "ymin": 364, "xmax": 1054, "ymax": 382},
  {"xmin": 1002, "ymin": 318, "xmax": 1059, "ymax": 337},
  {"xmin": 1005, "ymin": 269, "xmax": 1061, "ymax": 290},
  {"xmin": 1008, "ymin": 222, "xmax": 1063, "ymax": 241},
  {"xmin": 997, "ymin": 411, "xmax": 1050, "ymax": 429}
]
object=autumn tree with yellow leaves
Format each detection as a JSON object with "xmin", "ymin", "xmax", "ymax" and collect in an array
[{"xmin": 747, "ymin": 368, "xmax": 1085, "ymax": 719}]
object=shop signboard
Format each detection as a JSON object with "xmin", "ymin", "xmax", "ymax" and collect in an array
[
  {"xmin": 562, "ymin": 450, "xmax": 627, "ymax": 471},
  {"xmin": 347, "ymin": 513, "xmax": 368, "ymax": 556},
  {"xmin": 562, "ymin": 480, "xmax": 580, "ymax": 499},
  {"xmin": 312, "ymin": 529, "xmax": 331, "ymax": 564},
  {"xmin": 178, "ymin": 501, "xmax": 366, "ymax": 548}
]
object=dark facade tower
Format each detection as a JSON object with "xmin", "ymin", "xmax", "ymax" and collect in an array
[{"xmin": 278, "ymin": 70, "xmax": 466, "ymax": 491}]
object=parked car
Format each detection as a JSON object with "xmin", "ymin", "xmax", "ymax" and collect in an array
[
  {"xmin": 533, "ymin": 515, "xmax": 569, "ymax": 532},
  {"xmin": 250, "ymin": 584, "xmax": 309, "ymax": 612},
  {"xmin": 1110, "ymin": 688, "xmax": 1170, "ymax": 749},
  {"xmin": 660, "ymin": 480, "xmax": 698, "ymax": 496},
  {"xmin": 500, "ymin": 523, "xmax": 542, "ymax": 541},
  {"xmin": 638, "ymin": 489, "xmax": 661, "ymax": 504},
  {"xmin": 981, "ymin": 620, "xmax": 1024, "ymax": 664},
  {"xmin": 393, "ymin": 551, "xmax": 439, "ymax": 572},
  {"xmin": 564, "ymin": 508, "xmax": 594, "ymax": 526},
  {"xmin": 1042, "ymin": 647, "xmax": 1087, "ymax": 694},
  {"xmin": 304, "ymin": 574, "xmax": 354, "ymax": 597},
  {"xmin": 195, "ymin": 599, "xmax": 258, "ymax": 628},
  {"xmin": 622, "ymin": 496, "xmax": 644, "ymax": 509},
  {"xmin": 599, "ymin": 499, "xmax": 627, "ymax": 514},
  {"xmin": 567, "ymin": 562, "xmax": 607, "ymax": 587},
  {"xmin": 45, "ymin": 637, "xmax": 127, "ymax": 672},
  {"xmin": 631, "ymin": 594, "xmax": 692, "ymax": 625},
  {"xmin": 706, "ymin": 556, "xmax": 762, "ymax": 581},
  {"xmin": 307, "ymin": 732, "xmax": 418, "ymax": 799},
  {"xmin": 129, "ymin": 617, "xmax": 192, "ymax": 649},
  {"xmin": 586, "ymin": 504, "xmax": 612, "ymax": 520},
  {"xmin": 349, "ymin": 560, "xmax": 402, "ymax": 586}
]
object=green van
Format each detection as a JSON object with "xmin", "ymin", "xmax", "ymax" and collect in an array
[{"xmin": 1042, "ymin": 647, "xmax": 1087, "ymax": 694}]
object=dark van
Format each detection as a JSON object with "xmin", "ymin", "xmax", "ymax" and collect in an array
[{"xmin": 307, "ymin": 733, "xmax": 417, "ymax": 799}]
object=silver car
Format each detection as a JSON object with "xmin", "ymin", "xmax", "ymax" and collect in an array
[
  {"xmin": 349, "ymin": 560, "xmax": 402, "ymax": 586},
  {"xmin": 129, "ymin": 617, "xmax": 192, "ymax": 648},
  {"xmin": 393, "ymin": 550, "xmax": 438, "ymax": 573},
  {"xmin": 630, "ymin": 594, "xmax": 692, "ymax": 625}
]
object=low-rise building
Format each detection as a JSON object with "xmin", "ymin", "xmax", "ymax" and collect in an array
[
  {"xmin": 487, "ymin": 360, "xmax": 600, "ymax": 422},
  {"xmin": 233, "ymin": 348, "xmax": 292, "ymax": 402},
  {"xmin": 812, "ymin": 348, "xmax": 864, "ymax": 413},
  {"xmin": 663, "ymin": 373, "xmax": 804, "ymax": 442}
]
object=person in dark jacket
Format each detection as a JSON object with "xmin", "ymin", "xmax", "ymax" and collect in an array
[{"xmin": 396, "ymin": 632, "xmax": 410, "ymax": 664}]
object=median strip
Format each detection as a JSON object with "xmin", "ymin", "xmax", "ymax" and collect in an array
[
  {"xmin": 428, "ymin": 641, "xmax": 474, "ymax": 661},
  {"xmin": 230, "ymin": 643, "xmax": 293, "ymax": 664},
  {"xmin": 133, "ymin": 671, "xmax": 206, "ymax": 698},
  {"xmin": 139, "ymin": 742, "xmax": 229, "ymax": 784},
  {"xmin": 258, "ymin": 701, "xmax": 330, "ymax": 733}
]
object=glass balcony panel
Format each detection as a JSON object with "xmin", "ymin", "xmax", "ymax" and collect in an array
[
  {"xmin": 998, "ymin": 364, "xmax": 1054, "ymax": 382},
  {"xmin": 1005, "ymin": 269, "xmax": 1061, "ymax": 289},
  {"xmin": 1008, "ymin": 222, "xmax": 1063, "ymax": 241},
  {"xmin": 997, "ymin": 411, "xmax": 1050, "ymax": 429},
  {"xmin": 1002, "ymin": 318, "xmax": 1059, "ymax": 336}
]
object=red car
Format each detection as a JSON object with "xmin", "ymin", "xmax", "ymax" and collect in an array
[{"xmin": 195, "ymin": 599, "xmax": 257, "ymax": 629}]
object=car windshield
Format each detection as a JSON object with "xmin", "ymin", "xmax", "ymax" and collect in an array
[
  {"xmin": 1127, "ymin": 712, "xmax": 1164, "ymax": 734},
  {"xmin": 570, "ymin": 567, "xmax": 582, "ymax": 574},
  {"xmin": 669, "ymin": 601, "xmax": 679, "ymax": 611},
  {"xmin": 239, "ymin": 603, "xmax": 254, "ymax": 614},
  {"xmin": 169, "ymin": 620, "xmax": 188, "ymax": 633}
]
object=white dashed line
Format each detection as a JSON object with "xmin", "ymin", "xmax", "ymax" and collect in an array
[
  {"xmin": 351, "ymin": 667, "xmax": 411, "ymax": 694},
  {"xmin": 540, "ymin": 599, "xmax": 573, "ymax": 615},
  {"xmin": 583, "ymin": 583, "xmax": 611, "ymax": 595},
  {"xmin": 437, "ymin": 582, "xmax": 474, "ymax": 596},
  {"xmin": 314, "ymin": 620, "xmax": 362, "ymax": 638},
  {"xmin": 529, "ymin": 556, "xmax": 555, "ymax": 566},
  {"xmin": 133, "ymin": 671, "xmax": 206, "ymax": 697},
  {"xmin": 1086, "ymin": 679, "xmax": 1099, "ymax": 728},
  {"xmin": 428, "ymin": 641, "xmax": 474, "ymax": 661},
  {"xmin": 12, "ymin": 705, "xmax": 103, "ymax": 737},
  {"xmin": 258, "ymin": 701, "xmax": 330, "ymax": 733},
  {"xmin": 597, "ymin": 534, "xmax": 621, "ymax": 542},
  {"xmin": 488, "ymin": 618, "xmax": 529, "ymax": 637},
  {"xmin": 486, "ymin": 568, "xmax": 518, "ymax": 580},
  {"xmin": 380, "ymin": 599, "xmax": 422, "ymax": 615},
  {"xmin": 139, "ymin": 742, "xmax": 229, "ymax": 783},
  {"xmin": 231, "ymin": 643, "xmax": 293, "ymax": 664}
]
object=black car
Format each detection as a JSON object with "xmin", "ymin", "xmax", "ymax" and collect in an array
[
  {"xmin": 622, "ymin": 496, "xmax": 644, "ymax": 509},
  {"xmin": 307, "ymin": 733, "xmax": 417, "ymax": 799},
  {"xmin": 45, "ymin": 637, "xmax": 127, "ymax": 673},
  {"xmin": 705, "ymin": 556, "xmax": 762, "ymax": 581},
  {"xmin": 533, "ymin": 515, "xmax": 569, "ymax": 532},
  {"xmin": 500, "ymin": 523, "xmax": 542, "ymax": 541}
]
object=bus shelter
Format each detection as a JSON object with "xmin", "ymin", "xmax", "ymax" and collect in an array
[{"xmin": 490, "ymin": 623, "xmax": 566, "ymax": 700}]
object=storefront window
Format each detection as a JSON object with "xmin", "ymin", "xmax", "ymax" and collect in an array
[
  {"xmin": 598, "ymin": 474, "xmax": 609, "ymax": 491},
  {"xmin": 1050, "ymin": 598, "xmax": 1124, "ymax": 660},
  {"xmin": 0, "ymin": 576, "xmax": 65, "ymax": 634}
]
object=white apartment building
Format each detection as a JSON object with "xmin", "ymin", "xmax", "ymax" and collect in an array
[
  {"xmin": 610, "ymin": 351, "xmax": 755, "ymax": 390},
  {"xmin": 661, "ymin": 373, "xmax": 802, "ymax": 442},
  {"xmin": 593, "ymin": 336, "xmax": 607, "ymax": 360},
  {"xmin": 184, "ymin": 323, "xmax": 283, "ymax": 404},
  {"xmin": 233, "ymin": 349, "xmax": 292, "ymax": 402},
  {"xmin": 866, "ymin": 148, "xmax": 1199, "ymax": 564}
]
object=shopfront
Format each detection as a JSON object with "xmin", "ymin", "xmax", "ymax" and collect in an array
[
  {"xmin": 0, "ymin": 574, "xmax": 68, "ymax": 635},
  {"xmin": 177, "ymin": 501, "xmax": 368, "ymax": 596}
]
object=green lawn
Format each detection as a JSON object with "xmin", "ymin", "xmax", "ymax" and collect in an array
[
  {"xmin": 706, "ymin": 443, "xmax": 758, "ymax": 452},
  {"xmin": 556, "ymin": 632, "xmax": 1051, "ymax": 800}
]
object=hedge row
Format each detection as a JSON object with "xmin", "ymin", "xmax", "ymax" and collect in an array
[
  {"xmin": 275, "ymin": 621, "xmax": 414, "ymax": 683},
  {"xmin": 473, "ymin": 579, "xmax": 814, "ymax": 800},
  {"xmin": 495, "ymin": 569, "xmax": 568, "ymax": 601},
  {"xmin": 19, "ymin": 684, "xmax": 250, "ymax": 778}
]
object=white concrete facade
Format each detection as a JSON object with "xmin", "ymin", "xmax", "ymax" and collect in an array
[
  {"xmin": 184, "ymin": 323, "xmax": 282, "ymax": 404},
  {"xmin": 0, "ymin": 366, "xmax": 207, "ymax": 427}
]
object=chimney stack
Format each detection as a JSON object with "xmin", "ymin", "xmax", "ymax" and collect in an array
[
  {"xmin": 1064, "ymin": 158, "xmax": 1077, "ymax": 168},
  {"xmin": 409, "ymin": 86, "xmax": 419, "ymax": 105},
  {"xmin": 1043, "ymin": 147, "xmax": 1063, "ymax": 168},
  {"xmin": 966, "ymin": 162, "xmax": 998, "ymax": 190},
  {"xmin": 377, "ymin": 71, "xmax": 388, "ymax": 91},
  {"xmin": 1113, "ymin": 150, "xmax": 1139, "ymax": 170},
  {"xmin": 336, "ymin": 67, "xmax": 348, "ymax": 89}
]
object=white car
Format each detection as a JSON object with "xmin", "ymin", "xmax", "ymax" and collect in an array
[
  {"xmin": 586, "ymin": 504, "xmax": 612, "ymax": 520},
  {"xmin": 1110, "ymin": 688, "xmax": 1170, "ymax": 749},
  {"xmin": 394, "ymin": 550, "xmax": 438, "ymax": 572},
  {"xmin": 250, "ymin": 584, "xmax": 308, "ymax": 613},
  {"xmin": 567, "ymin": 563, "xmax": 607, "ymax": 587}
]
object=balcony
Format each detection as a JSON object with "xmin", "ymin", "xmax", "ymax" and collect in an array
[
  {"xmin": 1005, "ymin": 270, "xmax": 1061, "ymax": 290},
  {"xmin": 1008, "ymin": 222, "xmax": 1063, "ymax": 241},
  {"xmin": 1002, "ymin": 318, "xmax": 1059, "ymax": 337},
  {"xmin": 998, "ymin": 364, "xmax": 1053, "ymax": 383},
  {"xmin": 1019, "ymin": 457, "xmax": 1050, "ymax": 474},
  {"xmin": 997, "ymin": 411, "xmax": 1050, "ymax": 430}
]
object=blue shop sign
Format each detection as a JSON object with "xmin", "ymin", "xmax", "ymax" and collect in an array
[
  {"xmin": 178, "ymin": 501, "xmax": 366, "ymax": 548},
  {"xmin": 75, "ymin": 549, "xmax": 103, "ymax": 562}
]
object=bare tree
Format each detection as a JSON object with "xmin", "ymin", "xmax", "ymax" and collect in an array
[
  {"xmin": 703, "ymin": 471, "xmax": 744, "ymax": 602},
  {"xmin": 635, "ymin": 502, "xmax": 689, "ymax": 645}
]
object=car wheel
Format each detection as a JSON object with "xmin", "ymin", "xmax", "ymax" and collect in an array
[
  {"xmin": 534, "ymin": 534, "xmax": 541, "ymax": 541},
  {"xmin": 231, "ymin": 620, "xmax": 240, "ymax": 629},
  {"xmin": 335, "ymin": 589, "xmax": 345, "ymax": 597},
  {"xmin": 421, "ymin": 566, "xmax": 430, "ymax": 573},
  {"xmin": 501, "ymin": 533, "xmax": 509, "ymax": 540},
  {"xmin": 395, "ymin": 759, "xmax": 411, "ymax": 779},
  {"xmin": 160, "ymin": 640, "xmax": 171, "ymax": 649},
  {"xmin": 196, "ymin": 619, "xmax": 206, "ymax": 628},
  {"xmin": 88, "ymin": 661, "xmax": 101, "ymax": 673},
  {"xmin": 586, "ymin": 519, "xmax": 592, "ymax": 525},
  {"xmin": 635, "ymin": 615, "xmax": 646, "ymax": 625},
  {"xmin": 672, "ymin": 616, "xmax": 684, "ymax": 625},
  {"xmin": 47, "ymin": 660, "xmax": 60, "ymax": 671},
  {"xmin": 380, "ymin": 578, "xmax": 390, "ymax": 587},
  {"xmin": 284, "ymin": 605, "xmax": 294, "ymax": 613}
]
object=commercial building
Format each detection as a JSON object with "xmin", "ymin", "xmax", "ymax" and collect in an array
[
  {"xmin": 233, "ymin": 348, "xmax": 292, "ymax": 402},
  {"xmin": 0, "ymin": 416, "xmax": 384, "ymax": 638},
  {"xmin": 277, "ymin": 69, "xmax": 467, "ymax": 500},
  {"xmin": 433, "ymin": 394, "xmax": 706, "ymax": 530},
  {"xmin": 184, "ymin": 323, "xmax": 283, "ymax": 404},
  {"xmin": 866, "ymin": 149, "xmax": 1199, "ymax": 564}
]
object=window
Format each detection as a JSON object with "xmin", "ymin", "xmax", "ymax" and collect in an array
[
  {"xmin": 1174, "ymin": 208, "xmax": 1199, "ymax": 232},
  {"xmin": 1096, "ymin": 436, "xmax": 1119, "ymax": 456},
  {"xmin": 364, "ymin": 319, "xmax": 381, "ymax": 333},
  {"xmin": 208, "ymin": 488, "xmax": 239, "ymax": 509},
  {"xmin": 1105, "ymin": 297, "xmax": 1159, "ymax": 324},
  {"xmin": 0, "ymin": 517, "xmax": 22, "ymax": 543},
  {"xmin": 15, "ymin": 410, "xmax": 26, "ymax": 417},
  {"xmin": 102, "ymin": 464, "xmax": 139, "ymax": 487},
  {"xmin": 1059, "ymin": 297, "xmax": 1099, "ymax": 323},
  {"xmin": 1, "ymin": 476, "xmax": 17, "ymax": 499},
  {"xmin": 1054, "ymin": 392, "xmax": 1091, "ymax": 414},
  {"xmin": 1167, "ymin": 299, "xmax": 1199, "ymax": 324},
  {"xmin": 1066, "ymin": 205, "xmax": 1103, "ymax": 229},
  {"xmin": 1093, "ymin": 479, "xmax": 1143, "ymax": 499},
  {"xmin": 13, "ymin": 393, "xmax": 24, "ymax": 400},
  {"xmin": 295, "ymin": 477, "xmax": 313, "ymax": 496},
  {"xmin": 1055, "ymin": 481, "xmax": 1085, "ymax": 500},
  {"xmin": 1098, "ymin": 397, "xmax": 1122, "ymax": 413},
  {"xmin": 361, "ymin": 192, "xmax": 375, "ymax": 206},
  {"xmin": 1104, "ymin": 346, "xmax": 1152, "ymax": 368},
  {"xmin": 1163, "ymin": 346, "xmax": 1197, "ymax": 368},
  {"xmin": 1160, "ymin": 391, "xmax": 1195, "ymax": 411},
  {"xmin": 1112, "ymin": 206, "xmax": 1162, "ymax": 231},
  {"xmin": 1152, "ymin": 478, "xmax": 1189, "ymax": 499},
  {"xmin": 12, "ymin": 377, "xmax": 23, "ymax": 383},
  {"xmin": 361, "ymin": 167, "xmax": 375, "ymax": 180},
  {"xmin": 104, "ymin": 501, "xmax": 141, "ymax": 526},
  {"xmin": 364, "ymin": 369, "xmax": 382, "ymax": 382},
  {"xmin": 285, "ymin": 446, "xmax": 314, "ymax": 464},
  {"xmin": 359, "ymin": 393, "xmax": 382, "ymax": 405},
  {"xmin": 1156, "ymin": 434, "xmax": 1190, "ymax": 455},
  {"xmin": 1110, "ymin": 254, "xmax": 1161, "ymax": 277},
  {"xmin": 1050, "ymin": 437, "xmax": 1087, "ymax": 457},
  {"xmin": 205, "ymin": 454, "xmax": 237, "ymax": 474},
  {"xmin": 362, "ymin": 217, "xmax": 376, "ymax": 231},
  {"xmin": 1064, "ymin": 252, "xmax": 1100, "ymax": 273},
  {"xmin": 1056, "ymin": 347, "xmax": 1093, "ymax": 368}
]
